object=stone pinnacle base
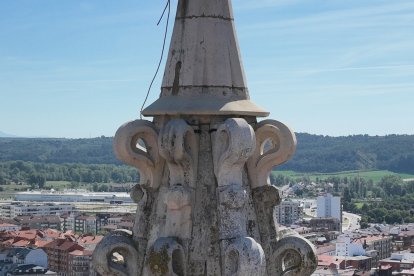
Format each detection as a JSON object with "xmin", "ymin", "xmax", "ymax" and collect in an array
[{"xmin": 92, "ymin": 116, "xmax": 317, "ymax": 275}]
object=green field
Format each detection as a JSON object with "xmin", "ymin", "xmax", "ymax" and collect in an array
[{"xmin": 271, "ymin": 170, "xmax": 414, "ymax": 183}]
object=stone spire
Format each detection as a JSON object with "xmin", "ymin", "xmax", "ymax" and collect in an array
[
  {"xmin": 142, "ymin": 0, "xmax": 268, "ymax": 117},
  {"xmin": 93, "ymin": 0, "xmax": 317, "ymax": 275}
]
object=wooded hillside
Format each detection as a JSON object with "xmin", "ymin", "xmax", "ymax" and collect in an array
[{"xmin": 1, "ymin": 133, "xmax": 413, "ymax": 174}]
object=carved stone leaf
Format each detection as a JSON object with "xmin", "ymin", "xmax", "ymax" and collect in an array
[
  {"xmin": 248, "ymin": 119, "xmax": 297, "ymax": 189},
  {"xmin": 212, "ymin": 118, "xmax": 256, "ymax": 187},
  {"xmin": 159, "ymin": 119, "xmax": 198, "ymax": 187},
  {"xmin": 113, "ymin": 119, "xmax": 162, "ymax": 189}
]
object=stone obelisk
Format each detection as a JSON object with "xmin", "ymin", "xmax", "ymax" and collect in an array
[{"xmin": 92, "ymin": 0, "xmax": 317, "ymax": 275}]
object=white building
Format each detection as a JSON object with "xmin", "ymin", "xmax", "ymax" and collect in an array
[
  {"xmin": 0, "ymin": 248, "xmax": 48, "ymax": 275},
  {"xmin": 0, "ymin": 203, "xmax": 75, "ymax": 218},
  {"xmin": 14, "ymin": 190, "xmax": 133, "ymax": 204},
  {"xmin": 274, "ymin": 199, "xmax": 303, "ymax": 226},
  {"xmin": 317, "ymin": 193, "xmax": 342, "ymax": 223},
  {"xmin": 335, "ymin": 235, "xmax": 365, "ymax": 257}
]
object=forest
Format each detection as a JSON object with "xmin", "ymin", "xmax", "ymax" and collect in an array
[
  {"xmin": 1, "ymin": 133, "xmax": 413, "ymax": 173},
  {"xmin": 1, "ymin": 134, "xmax": 414, "ymax": 224}
]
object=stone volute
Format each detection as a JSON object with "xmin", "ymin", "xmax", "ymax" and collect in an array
[{"xmin": 92, "ymin": 0, "xmax": 317, "ymax": 275}]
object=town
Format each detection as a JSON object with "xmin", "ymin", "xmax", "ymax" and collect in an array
[{"xmin": 0, "ymin": 184, "xmax": 413, "ymax": 275}]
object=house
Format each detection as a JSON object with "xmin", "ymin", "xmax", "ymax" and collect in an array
[
  {"xmin": 5, "ymin": 264, "xmax": 56, "ymax": 276},
  {"xmin": 68, "ymin": 250, "xmax": 96, "ymax": 276},
  {"xmin": 77, "ymin": 235, "xmax": 103, "ymax": 251},
  {"xmin": 43, "ymin": 239, "xmax": 84, "ymax": 273},
  {"xmin": 75, "ymin": 215, "xmax": 97, "ymax": 235},
  {"xmin": 0, "ymin": 224, "xmax": 21, "ymax": 232},
  {"xmin": 13, "ymin": 216, "xmax": 62, "ymax": 231}
]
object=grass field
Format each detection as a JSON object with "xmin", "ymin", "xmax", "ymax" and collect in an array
[{"xmin": 271, "ymin": 170, "xmax": 414, "ymax": 183}]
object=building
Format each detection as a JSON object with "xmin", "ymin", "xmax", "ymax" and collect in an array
[
  {"xmin": 77, "ymin": 235, "xmax": 103, "ymax": 251},
  {"xmin": 43, "ymin": 239, "xmax": 84, "ymax": 273},
  {"xmin": 0, "ymin": 224, "xmax": 21, "ymax": 232},
  {"xmin": 5, "ymin": 264, "xmax": 56, "ymax": 276},
  {"xmin": 0, "ymin": 203, "xmax": 74, "ymax": 219},
  {"xmin": 14, "ymin": 216, "xmax": 62, "ymax": 231},
  {"xmin": 335, "ymin": 235, "xmax": 365, "ymax": 257},
  {"xmin": 61, "ymin": 213, "xmax": 76, "ymax": 232},
  {"xmin": 11, "ymin": 248, "xmax": 48, "ymax": 268},
  {"xmin": 379, "ymin": 252, "xmax": 414, "ymax": 272},
  {"xmin": 353, "ymin": 235, "xmax": 392, "ymax": 267},
  {"xmin": 317, "ymin": 193, "xmax": 342, "ymax": 225},
  {"xmin": 316, "ymin": 255, "xmax": 346, "ymax": 270},
  {"xmin": 274, "ymin": 199, "xmax": 303, "ymax": 226},
  {"xmin": 310, "ymin": 218, "xmax": 341, "ymax": 232},
  {"xmin": 0, "ymin": 248, "xmax": 49, "ymax": 276},
  {"xmin": 336, "ymin": 234, "xmax": 392, "ymax": 268},
  {"xmin": 15, "ymin": 190, "xmax": 133, "ymax": 204},
  {"xmin": 342, "ymin": 256, "xmax": 373, "ymax": 271},
  {"xmin": 317, "ymin": 244, "xmax": 336, "ymax": 256},
  {"xmin": 75, "ymin": 215, "xmax": 97, "ymax": 235},
  {"xmin": 68, "ymin": 250, "xmax": 95, "ymax": 276}
]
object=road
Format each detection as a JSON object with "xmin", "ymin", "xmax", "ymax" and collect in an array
[{"xmin": 342, "ymin": 211, "xmax": 361, "ymax": 232}]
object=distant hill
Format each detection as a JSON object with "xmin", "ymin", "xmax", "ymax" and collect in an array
[
  {"xmin": 278, "ymin": 133, "xmax": 414, "ymax": 174},
  {"xmin": 0, "ymin": 136, "xmax": 119, "ymax": 164},
  {"xmin": 0, "ymin": 133, "xmax": 414, "ymax": 174},
  {"xmin": 0, "ymin": 131, "xmax": 16, "ymax": 138}
]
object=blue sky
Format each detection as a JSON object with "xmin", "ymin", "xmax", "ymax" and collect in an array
[{"xmin": 0, "ymin": 0, "xmax": 413, "ymax": 138}]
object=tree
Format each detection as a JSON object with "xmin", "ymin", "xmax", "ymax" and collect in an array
[
  {"xmin": 92, "ymin": 183, "xmax": 99, "ymax": 192},
  {"xmin": 27, "ymin": 173, "xmax": 46, "ymax": 189},
  {"xmin": 98, "ymin": 184, "xmax": 109, "ymax": 192}
]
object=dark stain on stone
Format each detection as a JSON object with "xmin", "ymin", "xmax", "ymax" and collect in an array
[
  {"xmin": 172, "ymin": 61, "xmax": 182, "ymax": 96},
  {"xmin": 181, "ymin": 0, "xmax": 188, "ymax": 17}
]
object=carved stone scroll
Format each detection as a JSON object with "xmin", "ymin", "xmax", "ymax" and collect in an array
[
  {"xmin": 224, "ymin": 237, "xmax": 266, "ymax": 276},
  {"xmin": 270, "ymin": 231, "xmax": 317, "ymax": 276},
  {"xmin": 113, "ymin": 119, "xmax": 162, "ymax": 189},
  {"xmin": 92, "ymin": 230, "xmax": 140, "ymax": 276},
  {"xmin": 247, "ymin": 119, "xmax": 296, "ymax": 189}
]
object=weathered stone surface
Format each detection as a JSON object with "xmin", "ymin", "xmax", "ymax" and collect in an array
[
  {"xmin": 92, "ymin": 230, "xmax": 140, "ymax": 276},
  {"xmin": 93, "ymin": 0, "xmax": 317, "ymax": 275},
  {"xmin": 142, "ymin": 0, "xmax": 269, "ymax": 117}
]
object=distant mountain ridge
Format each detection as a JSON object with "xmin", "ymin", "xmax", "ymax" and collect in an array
[
  {"xmin": 0, "ymin": 133, "xmax": 414, "ymax": 174},
  {"xmin": 0, "ymin": 131, "xmax": 16, "ymax": 137}
]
